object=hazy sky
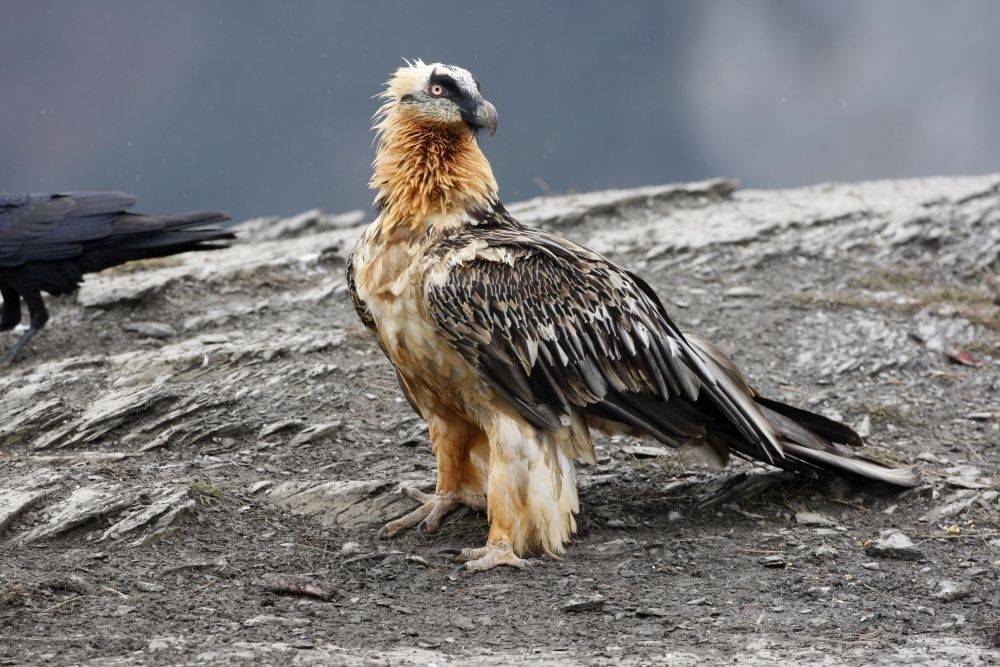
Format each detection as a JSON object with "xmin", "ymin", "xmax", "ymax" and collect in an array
[{"xmin": 2, "ymin": 1, "xmax": 999, "ymax": 221}]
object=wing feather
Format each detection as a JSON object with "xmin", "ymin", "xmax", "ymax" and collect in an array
[{"xmin": 425, "ymin": 225, "xmax": 784, "ymax": 462}]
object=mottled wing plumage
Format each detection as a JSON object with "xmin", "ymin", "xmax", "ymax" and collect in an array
[{"xmin": 425, "ymin": 222, "xmax": 784, "ymax": 462}]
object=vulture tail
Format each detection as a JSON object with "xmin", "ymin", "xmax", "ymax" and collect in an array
[
  {"xmin": 752, "ymin": 398, "xmax": 920, "ymax": 487},
  {"xmin": 681, "ymin": 331, "xmax": 919, "ymax": 488}
]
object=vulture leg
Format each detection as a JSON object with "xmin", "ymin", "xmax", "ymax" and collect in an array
[
  {"xmin": 443, "ymin": 540, "xmax": 532, "ymax": 572},
  {"xmin": 377, "ymin": 412, "xmax": 489, "ymax": 539},
  {"xmin": 1, "ymin": 288, "xmax": 48, "ymax": 365},
  {"xmin": 377, "ymin": 486, "xmax": 485, "ymax": 538},
  {"xmin": 0, "ymin": 286, "xmax": 21, "ymax": 331}
]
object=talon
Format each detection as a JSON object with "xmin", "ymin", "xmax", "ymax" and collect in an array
[
  {"xmin": 376, "ymin": 490, "xmax": 483, "ymax": 539},
  {"xmin": 448, "ymin": 541, "xmax": 530, "ymax": 572},
  {"xmin": 439, "ymin": 547, "xmax": 461, "ymax": 556}
]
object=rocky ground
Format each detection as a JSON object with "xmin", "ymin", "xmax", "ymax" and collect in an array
[{"xmin": 0, "ymin": 175, "xmax": 998, "ymax": 666}]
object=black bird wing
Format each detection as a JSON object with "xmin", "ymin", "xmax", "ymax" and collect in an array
[
  {"xmin": 425, "ymin": 223, "xmax": 784, "ymax": 463},
  {"xmin": 0, "ymin": 192, "xmax": 138, "ymax": 267},
  {"xmin": 0, "ymin": 192, "xmax": 232, "ymax": 295}
]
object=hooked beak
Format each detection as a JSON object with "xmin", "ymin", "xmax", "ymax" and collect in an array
[{"xmin": 475, "ymin": 100, "xmax": 498, "ymax": 138}]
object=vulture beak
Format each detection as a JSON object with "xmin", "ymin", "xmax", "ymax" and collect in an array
[{"xmin": 475, "ymin": 100, "xmax": 498, "ymax": 138}]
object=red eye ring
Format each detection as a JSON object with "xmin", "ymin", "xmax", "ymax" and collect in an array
[{"xmin": 429, "ymin": 84, "xmax": 444, "ymax": 97}]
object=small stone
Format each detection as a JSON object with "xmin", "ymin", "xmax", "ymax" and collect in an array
[
  {"xmin": 136, "ymin": 581, "xmax": 164, "ymax": 593},
  {"xmin": 667, "ymin": 510, "xmax": 683, "ymax": 522},
  {"xmin": 249, "ymin": 481, "xmax": 274, "ymax": 494},
  {"xmin": 451, "ymin": 615, "xmax": 476, "ymax": 631},
  {"xmin": 760, "ymin": 555, "xmax": 788, "ymax": 568},
  {"xmin": 340, "ymin": 542, "xmax": 363, "ymax": 556},
  {"xmin": 796, "ymin": 511, "xmax": 835, "ymax": 527},
  {"xmin": 861, "ymin": 562, "xmax": 880, "ymax": 570},
  {"xmin": 112, "ymin": 605, "xmax": 135, "ymax": 617},
  {"xmin": 867, "ymin": 530, "xmax": 922, "ymax": 560},
  {"xmin": 813, "ymin": 545, "xmax": 838, "ymax": 560},
  {"xmin": 242, "ymin": 614, "xmax": 310, "ymax": 628},
  {"xmin": 123, "ymin": 321, "xmax": 175, "ymax": 339},
  {"xmin": 561, "ymin": 595, "xmax": 607, "ymax": 612},
  {"xmin": 258, "ymin": 420, "xmax": 304, "ymax": 439},
  {"xmin": 289, "ymin": 422, "xmax": 342, "ymax": 446},
  {"xmin": 623, "ymin": 445, "xmax": 670, "ymax": 458},
  {"xmin": 855, "ymin": 415, "xmax": 871, "ymax": 438},
  {"xmin": 723, "ymin": 286, "xmax": 762, "ymax": 298},
  {"xmin": 635, "ymin": 607, "xmax": 670, "ymax": 617},
  {"xmin": 933, "ymin": 580, "xmax": 972, "ymax": 602},
  {"xmin": 606, "ymin": 519, "xmax": 626, "ymax": 529}
]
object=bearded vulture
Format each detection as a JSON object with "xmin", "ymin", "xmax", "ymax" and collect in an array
[
  {"xmin": 0, "ymin": 192, "xmax": 232, "ymax": 363},
  {"xmin": 348, "ymin": 61, "xmax": 918, "ymax": 572}
]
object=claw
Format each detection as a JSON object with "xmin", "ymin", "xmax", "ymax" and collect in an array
[
  {"xmin": 444, "ymin": 541, "xmax": 531, "ymax": 572},
  {"xmin": 377, "ymin": 489, "xmax": 484, "ymax": 539}
]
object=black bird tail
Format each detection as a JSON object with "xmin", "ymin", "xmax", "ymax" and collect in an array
[{"xmin": 78, "ymin": 210, "xmax": 234, "ymax": 274}]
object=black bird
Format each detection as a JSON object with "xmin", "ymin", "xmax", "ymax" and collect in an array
[{"xmin": 0, "ymin": 191, "xmax": 233, "ymax": 363}]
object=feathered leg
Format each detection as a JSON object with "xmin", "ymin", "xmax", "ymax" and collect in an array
[
  {"xmin": 445, "ymin": 411, "xmax": 579, "ymax": 572},
  {"xmin": 1, "ymin": 288, "xmax": 47, "ymax": 365},
  {"xmin": 378, "ymin": 411, "xmax": 488, "ymax": 538}
]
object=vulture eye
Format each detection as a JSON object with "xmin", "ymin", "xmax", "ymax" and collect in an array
[{"xmin": 429, "ymin": 83, "xmax": 444, "ymax": 97}]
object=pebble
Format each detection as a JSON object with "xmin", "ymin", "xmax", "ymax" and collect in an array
[
  {"xmin": 861, "ymin": 562, "xmax": 880, "ymax": 570},
  {"xmin": 813, "ymin": 545, "xmax": 838, "ymax": 560},
  {"xmin": 561, "ymin": 595, "xmax": 607, "ymax": 612},
  {"xmin": 866, "ymin": 530, "xmax": 922, "ymax": 560},
  {"xmin": 760, "ymin": 555, "xmax": 788, "ymax": 568},
  {"xmin": 635, "ymin": 607, "xmax": 670, "ymax": 617},
  {"xmin": 933, "ymin": 580, "xmax": 972, "ymax": 602},
  {"xmin": 242, "ymin": 614, "xmax": 310, "ymax": 628},
  {"xmin": 123, "ymin": 321, "xmax": 175, "ymax": 339},
  {"xmin": 623, "ymin": 445, "xmax": 670, "ymax": 458},
  {"xmin": 796, "ymin": 511, "xmax": 836, "ymax": 527},
  {"xmin": 451, "ymin": 615, "xmax": 476, "ymax": 631},
  {"xmin": 136, "ymin": 581, "xmax": 165, "ymax": 593},
  {"xmin": 340, "ymin": 542, "xmax": 364, "ymax": 556},
  {"xmin": 723, "ymin": 286, "xmax": 762, "ymax": 298}
]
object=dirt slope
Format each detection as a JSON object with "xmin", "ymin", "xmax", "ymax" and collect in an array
[{"xmin": 1, "ymin": 175, "xmax": 998, "ymax": 665}]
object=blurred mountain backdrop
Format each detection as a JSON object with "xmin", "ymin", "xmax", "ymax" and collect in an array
[{"xmin": 2, "ymin": 0, "xmax": 999, "ymax": 221}]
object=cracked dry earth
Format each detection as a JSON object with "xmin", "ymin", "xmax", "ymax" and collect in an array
[{"xmin": 0, "ymin": 175, "xmax": 998, "ymax": 666}]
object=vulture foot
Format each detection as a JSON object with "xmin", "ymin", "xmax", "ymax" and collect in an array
[
  {"xmin": 377, "ymin": 486, "xmax": 485, "ymax": 539},
  {"xmin": 442, "ymin": 540, "xmax": 533, "ymax": 572}
]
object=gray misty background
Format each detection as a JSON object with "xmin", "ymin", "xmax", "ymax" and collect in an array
[{"xmin": 2, "ymin": 1, "xmax": 999, "ymax": 222}]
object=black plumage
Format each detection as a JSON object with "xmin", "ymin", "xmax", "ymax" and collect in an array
[{"xmin": 0, "ymin": 191, "xmax": 233, "ymax": 363}]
